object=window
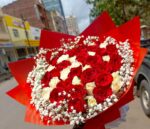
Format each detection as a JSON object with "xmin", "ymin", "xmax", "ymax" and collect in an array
[
  {"xmin": 35, "ymin": 36, "xmax": 39, "ymax": 40},
  {"xmin": 13, "ymin": 29, "xmax": 19, "ymax": 37}
]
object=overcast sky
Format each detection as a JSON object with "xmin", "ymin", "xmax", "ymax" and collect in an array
[{"xmin": 0, "ymin": 0, "xmax": 91, "ymax": 33}]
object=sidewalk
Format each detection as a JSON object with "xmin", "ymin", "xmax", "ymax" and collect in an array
[
  {"xmin": 0, "ymin": 78, "xmax": 72, "ymax": 129},
  {"xmin": 0, "ymin": 78, "xmax": 150, "ymax": 129}
]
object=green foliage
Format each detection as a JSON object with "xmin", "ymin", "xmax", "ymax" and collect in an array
[{"xmin": 86, "ymin": 0, "xmax": 150, "ymax": 25}]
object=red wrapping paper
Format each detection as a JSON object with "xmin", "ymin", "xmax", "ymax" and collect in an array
[{"xmin": 7, "ymin": 12, "xmax": 147, "ymax": 129}]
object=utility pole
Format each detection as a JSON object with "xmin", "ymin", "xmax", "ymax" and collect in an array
[
  {"xmin": 20, "ymin": 14, "xmax": 30, "ymax": 47},
  {"xmin": 20, "ymin": 14, "xmax": 31, "ymax": 55}
]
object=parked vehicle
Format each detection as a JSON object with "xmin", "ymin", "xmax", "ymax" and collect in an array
[
  {"xmin": 0, "ymin": 65, "xmax": 11, "ymax": 82},
  {"xmin": 135, "ymin": 39, "xmax": 150, "ymax": 117}
]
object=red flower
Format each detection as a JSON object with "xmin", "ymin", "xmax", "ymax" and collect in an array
[
  {"xmin": 109, "ymin": 53, "xmax": 122, "ymax": 72},
  {"xmin": 67, "ymin": 48, "xmax": 77, "ymax": 57},
  {"xmin": 76, "ymin": 48, "xmax": 89, "ymax": 64},
  {"xmin": 57, "ymin": 60, "xmax": 71, "ymax": 71},
  {"xmin": 51, "ymin": 57, "xmax": 58, "ymax": 65},
  {"xmin": 96, "ymin": 48, "xmax": 107, "ymax": 56},
  {"xmin": 81, "ymin": 68, "xmax": 97, "ymax": 84},
  {"xmin": 50, "ymin": 87, "xmax": 65, "ymax": 102},
  {"xmin": 87, "ymin": 45, "xmax": 99, "ymax": 52},
  {"xmin": 95, "ymin": 61, "xmax": 112, "ymax": 73},
  {"xmin": 95, "ymin": 72, "xmax": 113, "ymax": 87},
  {"xmin": 93, "ymin": 87, "xmax": 112, "ymax": 103},
  {"xmin": 57, "ymin": 80, "xmax": 73, "ymax": 92},
  {"xmin": 68, "ymin": 66, "xmax": 82, "ymax": 79},
  {"xmin": 50, "ymin": 68, "xmax": 60, "ymax": 77},
  {"xmin": 45, "ymin": 51, "xmax": 52, "ymax": 63},
  {"xmin": 69, "ymin": 85, "xmax": 87, "ymax": 99},
  {"xmin": 41, "ymin": 72, "xmax": 51, "ymax": 87},
  {"xmin": 106, "ymin": 44, "xmax": 117, "ymax": 54},
  {"xmin": 68, "ymin": 98, "xmax": 86, "ymax": 113},
  {"xmin": 86, "ymin": 56, "xmax": 98, "ymax": 67},
  {"xmin": 57, "ymin": 79, "xmax": 69, "ymax": 87}
]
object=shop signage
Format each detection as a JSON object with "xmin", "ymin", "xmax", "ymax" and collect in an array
[
  {"xmin": 13, "ymin": 20, "xmax": 24, "ymax": 28},
  {"xmin": 0, "ymin": 43, "xmax": 14, "ymax": 48}
]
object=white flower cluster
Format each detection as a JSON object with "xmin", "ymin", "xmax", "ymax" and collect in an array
[
  {"xmin": 83, "ymin": 36, "xmax": 99, "ymax": 46},
  {"xmin": 117, "ymin": 40, "xmax": 134, "ymax": 90},
  {"xmin": 26, "ymin": 36, "xmax": 134, "ymax": 125}
]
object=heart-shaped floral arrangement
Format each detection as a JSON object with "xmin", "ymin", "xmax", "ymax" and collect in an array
[{"xmin": 27, "ymin": 35, "xmax": 134, "ymax": 125}]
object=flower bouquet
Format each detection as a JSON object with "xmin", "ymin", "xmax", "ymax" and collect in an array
[{"xmin": 7, "ymin": 12, "xmax": 147, "ymax": 129}]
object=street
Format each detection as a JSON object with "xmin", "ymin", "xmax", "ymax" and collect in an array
[{"xmin": 0, "ymin": 78, "xmax": 150, "ymax": 129}]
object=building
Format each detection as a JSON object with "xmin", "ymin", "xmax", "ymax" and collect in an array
[
  {"xmin": 66, "ymin": 15, "xmax": 79, "ymax": 36},
  {"xmin": 35, "ymin": 2, "xmax": 51, "ymax": 29},
  {"xmin": 42, "ymin": 0, "xmax": 68, "ymax": 33},
  {"xmin": 2, "ymin": 0, "xmax": 50, "ymax": 29},
  {"xmin": 42, "ymin": 0, "xmax": 65, "ymax": 17},
  {"xmin": 30, "ymin": 27, "xmax": 41, "ymax": 40},
  {"xmin": 0, "ymin": 8, "xmax": 17, "ymax": 72},
  {"xmin": 47, "ymin": 10, "xmax": 68, "ymax": 33},
  {"xmin": 4, "ymin": 14, "xmax": 39, "ymax": 59}
]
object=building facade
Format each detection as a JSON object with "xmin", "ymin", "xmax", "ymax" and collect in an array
[
  {"xmin": 42, "ymin": 0, "xmax": 68, "ymax": 33},
  {"xmin": 2, "ymin": 0, "xmax": 50, "ymax": 29},
  {"xmin": 66, "ymin": 15, "xmax": 79, "ymax": 36},
  {"xmin": 4, "ymin": 15, "xmax": 39, "ymax": 59},
  {"xmin": 0, "ymin": 8, "xmax": 17, "ymax": 72},
  {"xmin": 35, "ymin": 2, "xmax": 51, "ymax": 29},
  {"xmin": 42, "ymin": 0, "xmax": 65, "ymax": 17},
  {"xmin": 47, "ymin": 10, "xmax": 68, "ymax": 33},
  {"xmin": 30, "ymin": 27, "xmax": 41, "ymax": 40}
]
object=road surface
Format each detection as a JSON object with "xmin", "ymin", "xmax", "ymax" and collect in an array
[{"xmin": 0, "ymin": 78, "xmax": 150, "ymax": 129}]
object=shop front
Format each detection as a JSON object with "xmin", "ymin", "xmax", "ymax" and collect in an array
[{"xmin": 0, "ymin": 42, "xmax": 17, "ymax": 71}]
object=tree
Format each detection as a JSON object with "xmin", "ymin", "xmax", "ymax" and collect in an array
[{"xmin": 86, "ymin": 0, "xmax": 150, "ymax": 25}]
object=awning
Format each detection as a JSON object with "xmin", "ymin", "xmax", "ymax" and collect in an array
[
  {"xmin": 25, "ymin": 40, "xmax": 39, "ymax": 47},
  {"xmin": 12, "ymin": 40, "xmax": 40, "ymax": 47}
]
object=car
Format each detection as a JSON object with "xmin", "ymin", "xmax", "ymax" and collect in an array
[{"xmin": 134, "ymin": 39, "xmax": 150, "ymax": 117}]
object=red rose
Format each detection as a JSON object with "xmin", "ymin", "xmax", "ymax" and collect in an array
[
  {"xmin": 95, "ymin": 61, "xmax": 112, "ymax": 73},
  {"xmin": 68, "ymin": 66, "xmax": 82, "ymax": 79},
  {"xmin": 69, "ymin": 85, "xmax": 87, "ymax": 99},
  {"xmin": 57, "ymin": 60, "xmax": 71, "ymax": 71},
  {"xmin": 51, "ymin": 57, "xmax": 58, "ymax": 66},
  {"xmin": 41, "ymin": 72, "xmax": 51, "ymax": 87},
  {"xmin": 109, "ymin": 53, "xmax": 122, "ymax": 72},
  {"xmin": 57, "ymin": 51, "xmax": 64, "ymax": 57},
  {"xmin": 50, "ymin": 87, "xmax": 65, "ymax": 102},
  {"xmin": 57, "ymin": 79, "xmax": 69, "ymax": 87},
  {"xmin": 68, "ymin": 98, "xmax": 86, "ymax": 112},
  {"xmin": 50, "ymin": 68, "xmax": 60, "ymax": 77},
  {"xmin": 45, "ymin": 51, "xmax": 52, "ymax": 63},
  {"xmin": 67, "ymin": 48, "xmax": 77, "ymax": 57},
  {"xmin": 93, "ymin": 87, "xmax": 112, "ymax": 103},
  {"xmin": 96, "ymin": 55, "xmax": 103, "ymax": 65},
  {"xmin": 95, "ymin": 72, "xmax": 113, "ymax": 87},
  {"xmin": 81, "ymin": 68, "xmax": 97, "ymax": 84},
  {"xmin": 87, "ymin": 45, "xmax": 99, "ymax": 52},
  {"xmin": 96, "ymin": 48, "xmax": 107, "ymax": 56},
  {"xmin": 86, "ymin": 56, "xmax": 98, "ymax": 67},
  {"xmin": 76, "ymin": 48, "xmax": 89, "ymax": 64},
  {"xmin": 57, "ymin": 80, "xmax": 74, "ymax": 92},
  {"xmin": 106, "ymin": 44, "xmax": 117, "ymax": 54}
]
